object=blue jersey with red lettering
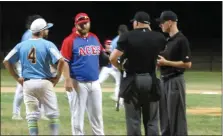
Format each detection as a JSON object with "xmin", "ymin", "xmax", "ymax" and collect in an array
[{"xmin": 61, "ymin": 30, "xmax": 104, "ymax": 82}]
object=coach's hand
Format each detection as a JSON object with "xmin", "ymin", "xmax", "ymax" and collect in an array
[{"xmin": 65, "ymin": 78, "xmax": 74, "ymax": 92}]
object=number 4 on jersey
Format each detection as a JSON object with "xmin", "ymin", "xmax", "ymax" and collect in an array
[{"xmin": 28, "ymin": 47, "xmax": 36, "ymax": 64}]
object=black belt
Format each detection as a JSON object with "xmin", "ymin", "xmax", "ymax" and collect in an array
[
  {"xmin": 24, "ymin": 78, "xmax": 51, "ymax": 82},
  {"xmin": 161, "ymin": 72, "xmax": 183, "ymax": 81}
]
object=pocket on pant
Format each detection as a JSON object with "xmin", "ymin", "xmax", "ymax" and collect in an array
[{"xmin": 171, "ymin": 78, "xmax": 181, "ymax": 94}]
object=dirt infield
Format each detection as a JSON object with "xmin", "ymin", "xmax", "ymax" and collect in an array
[
  {"xmin": 1, "ymin": 87, "xmax": 221, "ymax": 94},
  {"xmin": 187, "ymin": 108, "xmax": 222, "ymax": 116}
]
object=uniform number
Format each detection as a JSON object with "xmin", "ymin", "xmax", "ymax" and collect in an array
[{"xmin": 28, "ymin": 47, "xmax": 36, "ymax": 64}]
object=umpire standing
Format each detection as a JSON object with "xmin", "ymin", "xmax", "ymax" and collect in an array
[
  {"xmin": 110, "ymin": 11, "xmax": 166, "ymax": 135},
  {"xmin": 156, "ymin": 11, "xmax": 192, "ymax": 136}
]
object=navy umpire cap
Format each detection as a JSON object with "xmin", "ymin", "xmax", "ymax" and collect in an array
[
  {"xmin": 130, "ymin": 11, "xmax": 150, "ymax": 24},
  {"xmin": 156, "ymin": 10, "xmax": 178, "ymax": 24}
]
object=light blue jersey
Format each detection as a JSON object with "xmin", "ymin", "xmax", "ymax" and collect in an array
[
  {"xmin": 21, "ymin": 30, "xmax": 32, "ymax": 42},
  {"xmin": 109, "ymin": 35, "xmax": 121, "ymax": 70},
  {"xmin": 5, "ymin": 38, "xmax": 62, "ymax": 79},
  {"xmin": 16, "ymin": 30, "xmax": 32, "ymax": 77},
  {"xmin": 111, "ymin": 35, "xmax": 119, "ymax": 52}
]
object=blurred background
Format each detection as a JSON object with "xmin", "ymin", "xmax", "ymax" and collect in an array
[{"xmin": 0, "ymin": 1, "xmax": 222, "ymax": 71}]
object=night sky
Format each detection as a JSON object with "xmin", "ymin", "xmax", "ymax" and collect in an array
[{"xmin": 0, "ymin": 1, "xmax": 222, "ymax": 51}]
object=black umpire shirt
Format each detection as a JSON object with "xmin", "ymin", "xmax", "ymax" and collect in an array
[
  {"xmin": 116, "ymin": 28, "xmax": 166, "ymax": 74},
  {"xmin": 160, "ymin": 32, "xmax": 191, "ymax": 75}
]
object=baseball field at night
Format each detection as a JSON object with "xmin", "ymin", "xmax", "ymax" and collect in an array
[{"xmin": 1, "ymin": 69, "xmax": 221, "ymax": 135}]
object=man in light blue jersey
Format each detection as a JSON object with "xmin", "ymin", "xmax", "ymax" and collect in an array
[
  {"xmin": 3, "ymin": 18, "xmax": 64, "ymax": 135},
  {"xmin": 111, "ymin": 35, "xmax": 119, "ymax": 51},
  {"xmin": 12, "ymin": 15, "xmax": 49, "ymax": 121}
]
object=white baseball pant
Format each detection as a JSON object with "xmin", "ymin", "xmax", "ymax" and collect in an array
[
  {"xmin": 99, "ymin": 66, "xmax": 121, "ymax": 101},
  {"xmin": 70, "ymin": 79, "xmax": 104, "ymax": 135},
  {"xmin": 12, "ymin": 82, "xmax": 23, "ymax": 115},
  {"xmin": 12, "ymin": 82, "xmax": 47, "ymax": 117},
  {"xmin": 23, "ymin": 79, "xmax": 59, "ymax": 120},
  {"xmin": 13, "ymin": 62, "xmax": 46, "ymax": 117},
  {"xmin": 56, "ymin": 75, "xmax": 73, "ymax": 110}
]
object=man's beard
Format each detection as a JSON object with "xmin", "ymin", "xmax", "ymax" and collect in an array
[
  {"xmin": 77, "ymin": 28, "xmax": 89, "ymax": 36},
  {"xmin": 43, "ymin": 33, "xmax": 48, "ymax": 39},
  {"xmin": 43, "ymin": 35, "xmax": 48, "ymax": 39}
]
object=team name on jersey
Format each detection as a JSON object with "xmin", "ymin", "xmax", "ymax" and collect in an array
[{"xmin": 79, "ymin": 45, "xmax": 100, "ymax": 56}]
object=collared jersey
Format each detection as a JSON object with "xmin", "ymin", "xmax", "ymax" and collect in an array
[
  {"xmin": 116, "ymin": 28, "xmax": 166, "ymax": 74},
  {"xmin": 111, "ymin": 35, "xmax": 119, "ymax": 52},
  {"xmin": 16, "ymin": 30, "xmax": 33, "ymax": 77},
  {"xmin": 61, "ymin": 31, "xmax": 104, "ymax": 82},
  {"xmin": 160, "ymin": 32, "xmax": 191, "ymax": 75},
  {"xmin": 4, "ymin": 38, "xmax": 62, "ymax": 79}
]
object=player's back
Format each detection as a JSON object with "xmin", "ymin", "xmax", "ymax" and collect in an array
[
  {"xmin": 15, "ymin": 30, "xmax": 33, "ymax": 77},
  {"xmin": 19, "ymin": 38, "xmax": 57, "ymax": 79}
]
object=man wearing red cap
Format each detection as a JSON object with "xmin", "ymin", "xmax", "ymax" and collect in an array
[{"xmin": 60, "ymin": 13, "xmax": 106, "ymax": 135}]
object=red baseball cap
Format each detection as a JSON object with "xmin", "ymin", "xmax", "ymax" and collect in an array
[
  {"xmin": 74, "ymin": 13, "xmax": 90, "ymax": 25},
  {"xmin": 104, "ymin": 40, "xmax": 112, "ymax": 45}
]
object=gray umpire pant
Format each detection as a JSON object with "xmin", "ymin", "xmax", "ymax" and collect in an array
[
  {"xmin": 124, "ymin": 85, "xmax": 159, "ymax": 136},
  {"xmin": 159, "ymin": 74, "xmax": 188, "ymax": 136}
]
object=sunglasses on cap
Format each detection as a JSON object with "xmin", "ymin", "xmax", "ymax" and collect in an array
[
  {"xmin": 76, "ymin": 16, "xmax": 89, "ymax": 22},
  {"xmin": 105, "ymin": 40, "xmax": 112, "ymax": 45}
]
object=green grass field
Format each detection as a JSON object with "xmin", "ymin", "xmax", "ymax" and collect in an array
[
  {"xmin": 1, "ymin": 69, "xmax": 221, "ymax": 90},
  {"xmin": 1, "ymin": 69, "xmax": 222, "ymax": 135},
  {"xmin": 1, "ymin": 93, "xmax": 221, "ymax": 135}
]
